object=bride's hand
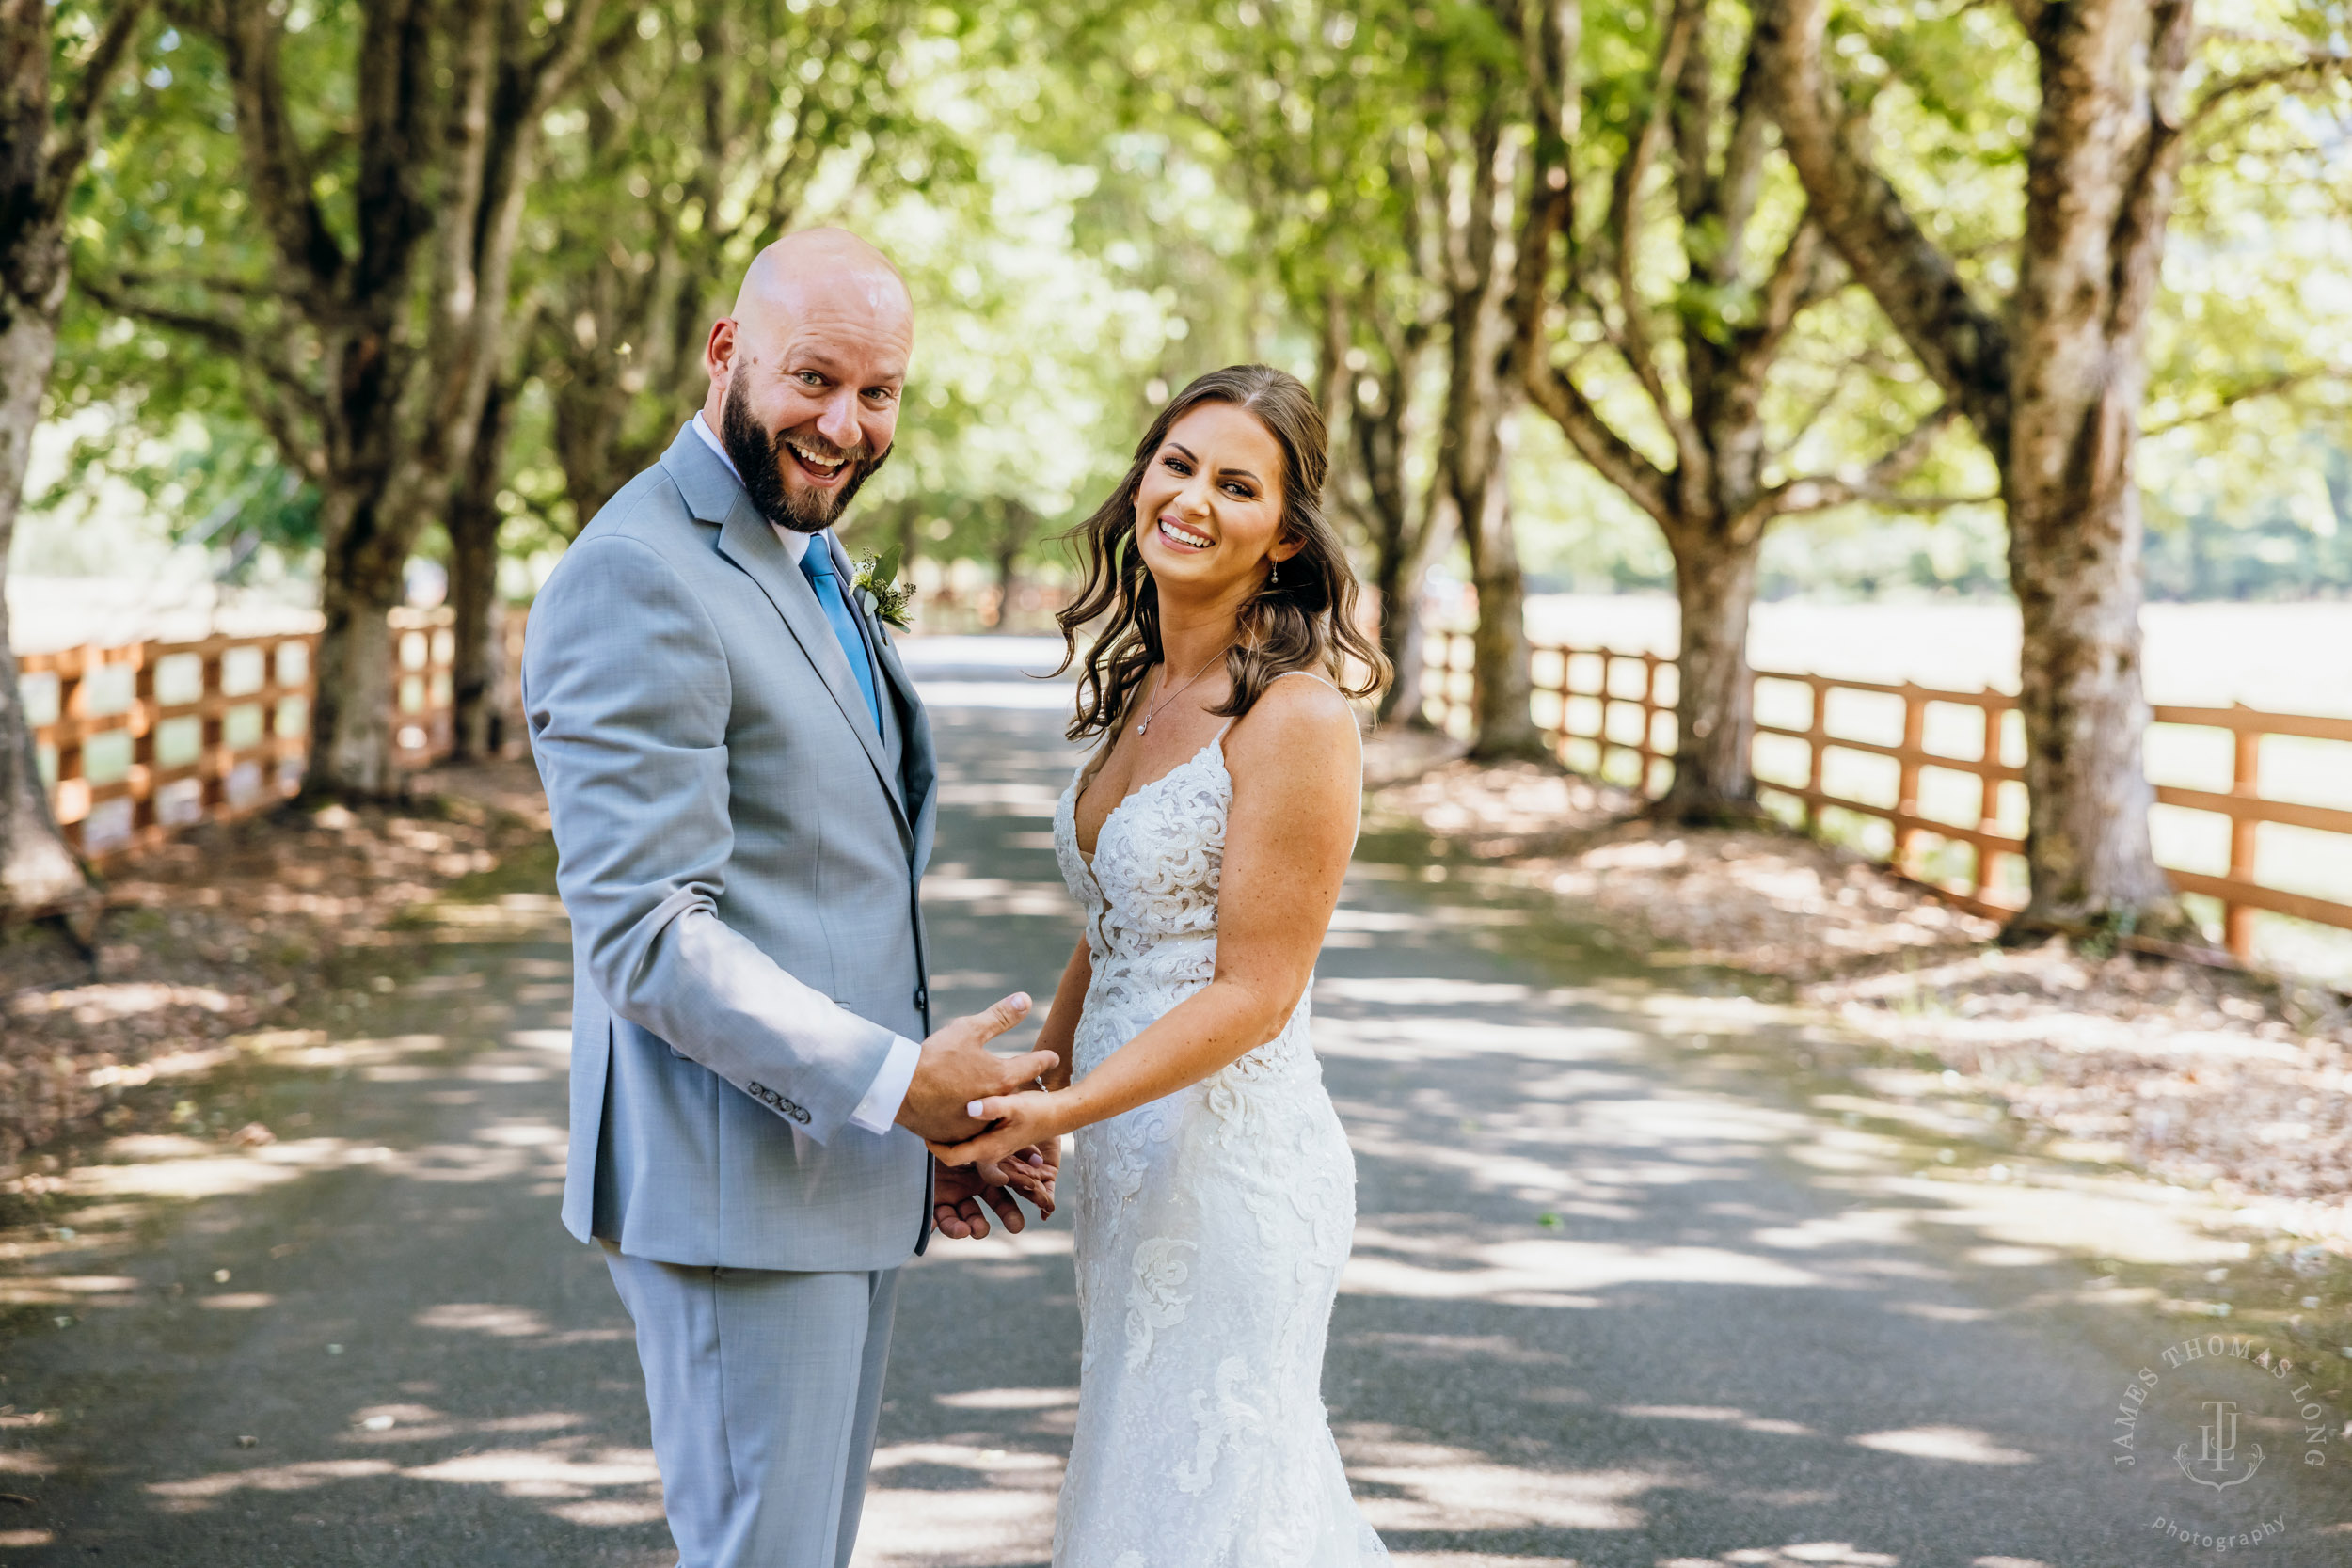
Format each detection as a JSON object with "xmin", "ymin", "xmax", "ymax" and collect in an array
[
  {"xmin": 988, "ymin": 1141, "xmax": 1058, "ymax": 1221},
  {"xmin": 928, "ymin": 1088, "xmax": 1076, "ymax": 1170},
  {"xmin": 930, "ymin": 1142, "xmax": 1057, "ymax": 1238}
]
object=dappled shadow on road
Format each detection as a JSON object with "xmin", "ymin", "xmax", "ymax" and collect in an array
[
  {"xmin": 1295, "ymin": 849, "xmax": 2350, "ymax": 1568},
  {"xmin": 0, "ymin": 928, "xmax": 676, "ymax": 1566}
]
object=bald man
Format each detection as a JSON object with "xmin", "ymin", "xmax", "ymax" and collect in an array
[{"xmin": 523, "ymin": 230, "xmax": 1058, "ymax": 1567}]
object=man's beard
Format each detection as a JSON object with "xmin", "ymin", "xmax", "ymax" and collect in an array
[{"xmin": 720, "ymin": 377, "xmax": 891, "ymax": 534}]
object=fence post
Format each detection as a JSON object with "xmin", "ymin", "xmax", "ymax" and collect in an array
[
  {"xmin": 1535, "ymin": 644, "xmax": 1565, "ymax": 757},
  {"xmin": 200, "ymin": 644, "xmax": 226, "ymax": 812},
  {"xmin": 53, "ymin": 649, "xmax": 87, "ymax": 849},
  {"xmin": 1639, "ymin": 652, "xmax": 1662, "ymax": 798},
  {"xmin": 1429, "ymin": 632, "xmax": 1449, "ymax": 733},
  {"xmin": 1426, "ymin": 632, "xmax": 1452, "ymax": 733},
  {"xmin": 1449, "ymin": 629, "xmax": 1468, "ymax": 737},
  {"xmin": 2226, "ymin": 713, "xmax": 2261, "ymax": 958},
  {"xmin": 1447, "ymin": 631, "xmax": 1462, "ymax": 733},
  {"xmin": 292, "ymin": 633, "xmax": 320, "ymax": 793},
  {"xmin": 131, "ymin": 647, "xmax": 157, "ymax": 841},
  {"xmin": 1895, "ymin": 684, "xmax": 1925, "ymax": 878},
  {"xmin": 1974, "ymin": 702, "xmax": 2003, "ymax": 899},
  {"xmin": 1803, "ymin": 675, "xmax": 1827, "ymax": 832},
  {"xmin": 1425, "ymin": 633, "xmax": 1442, "ymax": 731},
  {"xmin": 1601, "ymin": 651, "xmax": 1627, "ymax": 784}
]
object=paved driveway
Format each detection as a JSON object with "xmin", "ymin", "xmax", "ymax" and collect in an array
[{"xmin": 2, "ymin": 639, "xmax": 2342, "ymax": 1567}]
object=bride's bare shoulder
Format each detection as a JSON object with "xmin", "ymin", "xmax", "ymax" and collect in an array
[{"xmin": 1223, "ymin": 671, "xmax": 1361, "ymax": 779}]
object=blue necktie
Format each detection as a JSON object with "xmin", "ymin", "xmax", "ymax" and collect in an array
[{"xmin": 799, "ymin": 541, "xmax": 883, "ymax": 734}]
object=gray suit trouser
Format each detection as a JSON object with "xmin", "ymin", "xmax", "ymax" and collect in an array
[{"xmin": 604, "ymin": 1244, "xmax": 899, "ymax": 1568}]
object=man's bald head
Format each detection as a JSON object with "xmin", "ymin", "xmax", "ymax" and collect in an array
[
  {"xmin": 731, "ymin": 228, "xmax": 913, "ymax": 334},
  {"xmin": 702, "ymin": 228, "xmax": 914, "ymax": 534}
]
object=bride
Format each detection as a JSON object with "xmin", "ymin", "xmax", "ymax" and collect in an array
[{"xmin": 930, "ymin": 364, "xmax": 1391, "ymax": 1566}]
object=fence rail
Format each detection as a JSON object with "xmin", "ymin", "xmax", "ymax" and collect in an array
[
  {"xmin": 20, "ymin": 607, "xmax": 464, "ymax": 863},
  {"xmin": 1422, "ymin": 631, "xmax": 2352, "ymax": 958}
]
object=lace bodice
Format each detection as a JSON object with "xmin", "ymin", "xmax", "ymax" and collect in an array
[
  {"xmin": 1045, "ymin": 712, "xmax": 1386, "ymax": 1567},
  {"xmin": 1051, "ymin": 736, "xmax": 1315, "ymax": 1085}
]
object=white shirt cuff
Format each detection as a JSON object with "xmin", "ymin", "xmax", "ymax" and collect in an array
[{"xmin": 848, "ymin": 1033, "xmax": 922, "ymax": 1134}]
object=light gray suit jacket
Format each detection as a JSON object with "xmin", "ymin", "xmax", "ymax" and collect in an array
[{"xmin": 523, "ymin": 422, "xmax": 938, "ymax": 1274}]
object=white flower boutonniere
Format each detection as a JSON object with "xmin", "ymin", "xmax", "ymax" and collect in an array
[{"xmin": 850, "ymin": 546, "xmax": 915, "ymax": 633}]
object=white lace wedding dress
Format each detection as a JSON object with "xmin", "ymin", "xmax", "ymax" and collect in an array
[{"xmin": 1048, "ymin": 712, "xmax": 1389, "ymax": 1568}]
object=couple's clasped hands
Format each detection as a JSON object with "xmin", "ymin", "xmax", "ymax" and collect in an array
[{"xmin": 896, "ymin": 991, "xmax": 1069, "ymax": 1240}]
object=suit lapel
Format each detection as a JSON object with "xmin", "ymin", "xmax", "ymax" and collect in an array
[{"xmin": 661, "ymin": 424, "xmax": 911, "ymax": 846}]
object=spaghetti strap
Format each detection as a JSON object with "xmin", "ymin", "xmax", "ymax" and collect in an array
[{"xmin": 1268, "ymin": 669, "xmax": 1343, "ymax": 693}]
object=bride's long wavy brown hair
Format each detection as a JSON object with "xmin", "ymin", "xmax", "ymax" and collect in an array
[{"xmin": 1056, "ymin": 365, "xmax": 1390, "ymax": 741}]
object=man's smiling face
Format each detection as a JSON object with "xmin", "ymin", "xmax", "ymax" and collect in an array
[{"xmin": 706, "ymin": 233, "xmax": 914, "ymax": 533}]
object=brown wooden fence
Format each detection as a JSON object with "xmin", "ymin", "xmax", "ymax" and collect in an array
[
  {"xmin": 1422, "ymin": 630, "xmax": 2352, "ymax": 958},
  {"xmin": 20, "ymin": 606, "xmax": 477, "ymax": 863}
]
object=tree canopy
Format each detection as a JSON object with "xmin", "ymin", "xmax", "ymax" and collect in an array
[
  {"xmin": 40, "ymin": 0, "xmax": 2348, "ymax": 605},
  {"xmin": 5, "ymin": 0, "xmax": 2347, "ymax": 924}
]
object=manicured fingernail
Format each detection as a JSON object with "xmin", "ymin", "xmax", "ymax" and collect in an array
[{"xmin": 967, "ymin": 1101, "xmax": 985, "ymax": 1117}]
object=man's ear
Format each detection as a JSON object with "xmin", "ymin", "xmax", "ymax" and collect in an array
[{"xmin": 704, "ymin": 318, "xmax": 739, "ymax": 387}]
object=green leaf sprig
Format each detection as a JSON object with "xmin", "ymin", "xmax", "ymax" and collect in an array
[{"xmin": 850, "ymin": 546, "xmax": 916, "ymax": 631}]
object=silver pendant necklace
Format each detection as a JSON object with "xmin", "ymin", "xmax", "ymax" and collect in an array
[{"xmin": 1134, "ymin": 646, "xmax": 1230, "ymax": 736}]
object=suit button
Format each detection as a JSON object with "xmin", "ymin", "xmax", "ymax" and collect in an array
[{"xmin": 913, "ymin": 985, "xmax": 929, "ymax": 1011}]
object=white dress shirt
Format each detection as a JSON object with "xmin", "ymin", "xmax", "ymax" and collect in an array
[{"xmin": 692, "ymin": 412, "xmax": 921, "ymax": 1137}]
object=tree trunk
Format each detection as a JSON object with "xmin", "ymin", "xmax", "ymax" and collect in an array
[
  {"xmin": 1454, "ymin": 415, "xmax": 1546, "ymax": 763},
  {"xmin": 1437, "ymin": 96, "xmax": 1542, "ymax": 764},
  {"xmin": 0, "ymin": 0, "xmax": 143, "ymax": 916},
  {"xmin": 990, "ymin": 501, "xmax": 1034, "ymax": 632},
  {"xmin": 1372, "ymin": 522, "xmax": 1439, "ymax": 727},
  {"xmin": 895, "ymin": 502, "xmax": 921, "ymax": 576},
  {"xmin": 992, "ymin": 547, "xmax": 1021, "ymax": 630},
  {"xmin": 1463, "ymin": 494, "xmax": 1541, "ymax": 759},
  {"xmin": 1658, "ymin": 525, "xmax": 1767, "ymax": 821},
  {"xmin": 142, "ymin": 0, "xmax": 601, "ymax": 798},
  {"xmin": 1756, "ymin": 0, "xmax": 2189, "ymax": 938},
  {"xmin": 1313, "ymin": 287, "xmax": 1351, "ymax": 448},
  {"xmin": 0, "ymin": 299, "xmax": 83, "ymax": 914},
  {"xmin": 310, "ymin": 515, "xmax": 405, "ymax": 797},
  {"xmin": 447, "ymin": 377, "xmax": 516, "ymax": 760},
  {"xmin": 2006, "ymin": 448, "xmax": 2175, "ymax": 931},
  {"xmin": 1353, "ymin": 350, "xmax": 1442, "ymax": 730},
  {"xmin": 1994, "ymin": 1, "xmax": 2190, "ymax": 938},
  {"xmin": 549, "ymin": 349, "xmax": 659, "ymax": 531},
  {"xmin": 447, "ymin": 495, "xmax": 504, "ymax": 761}
]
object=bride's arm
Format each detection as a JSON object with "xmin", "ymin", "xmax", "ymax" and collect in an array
[
  {"xmin": 932, "ymin": 678, "xmax": 1360, "ymax": 1164},
  {"xmin": 1035, "ymin": 937, "xmax": 1092, "ymax": 1093}
]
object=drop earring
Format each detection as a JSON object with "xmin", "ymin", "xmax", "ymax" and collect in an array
[{"xmin": 1269, "ymin": 559, "xmax": 1280, "ymax": 589}]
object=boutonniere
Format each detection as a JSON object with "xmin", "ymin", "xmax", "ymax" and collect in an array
[{"xmin": 850, "ymin": 546, "xmax": 915, "ymax": 633}]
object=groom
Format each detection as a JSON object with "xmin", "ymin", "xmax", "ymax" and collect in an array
[{"xmin": 523, "ymin": 228, "xmax": 1058, "ymax": 1567}]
